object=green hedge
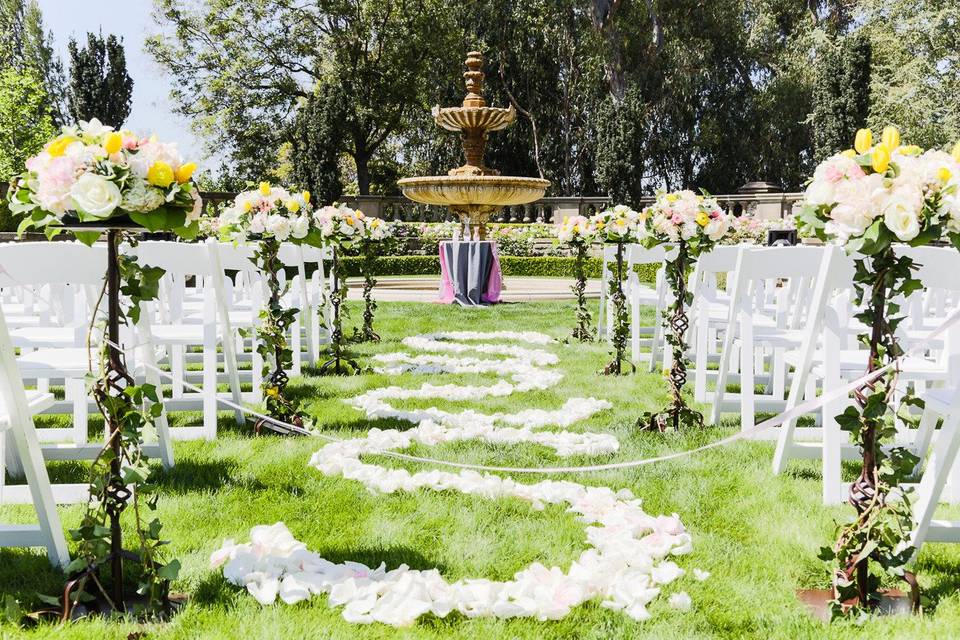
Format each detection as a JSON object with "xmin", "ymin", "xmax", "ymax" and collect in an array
[{"xmin": 338, "ymin": 254, "xmax": 658, "ymax": 283}]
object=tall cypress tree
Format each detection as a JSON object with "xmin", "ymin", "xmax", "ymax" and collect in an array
[
  {"xmin": 290, "ymin": 83, "xmax": 346, "ymax": 204},
  {"xmin": 67, "ymin": 32, "xmax": 133, "ymax": 127},
  {"xmin": 811, "ymin": 33, "xmax": 872, "ymax": 162}
]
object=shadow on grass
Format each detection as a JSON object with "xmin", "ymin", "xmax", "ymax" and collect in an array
[
  {"xmin": 154, "ymin": 458, "xmax": 268, "ymax": 494},
  {"xmin": 0, "ymin": 549, "xmax": 64, "ymax": 604}
]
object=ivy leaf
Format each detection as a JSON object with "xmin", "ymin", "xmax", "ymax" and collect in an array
[{"xmin": 157, "ymin": 559, "xmax": 181, "ymax": 582}]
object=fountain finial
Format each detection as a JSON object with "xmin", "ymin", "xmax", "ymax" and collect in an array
[{"xmin": 462, "ymin": 51, "xmax": 486, "ymax": 108}]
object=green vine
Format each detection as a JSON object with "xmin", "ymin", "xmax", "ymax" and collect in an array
[
  {"xmin": 602, "ymin": 241, "xmax": 633, "ymax": 375},
  {"xmin": 818, "ymin": 246, "xmax": 921, "ymax": 616},
  {"xmin": 354, "ymin": 239, "xmax": 380, "ymax": 342},
  {"xmin": 320, "ymin": 248, "xmax": 359, "ymax": 375},
  {"xmin": 65, "ymin": 231, "xmax": 179, "ymax": 618},
  {"xmin": 249, "ymin": 238, "xmax": 305, "ymax": 428},
  {"xmin": 570, "ymin": 242, "xmax": 593, "ymax": 342}
]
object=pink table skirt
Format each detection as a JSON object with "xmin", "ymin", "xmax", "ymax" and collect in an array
[{"xmin": 438, "ymin": 240, "xmax": 503, "ymax": 305}]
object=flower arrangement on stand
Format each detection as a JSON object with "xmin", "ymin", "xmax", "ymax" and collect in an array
[
  {"xmin": 217, "ymin": 181, "xmax": 323, "ymax": 435},
  {"xmin": 590, "ymin": 204, "xmax": 644, "ymax": 375},
  {"xmin": 639, "ymin": 190, "xmax": 731, "ymax": 432},
  {"xmin": 315, "ymin": 203, "xmax": 363, "ymax": 375},
  {"xmin": 354, "ymin": 215, "xmax": 392, "ymax": 343},
  {"xmin": 554, "ymin": 215, "xmax": 598, "ymax": 341},
  {"xmin": 799, "ymin": 126, "xmax": 960, "ymax": 616},
  {"xmin": 7, "ymin": 118, "xmax": 201, "ymax": 617}
]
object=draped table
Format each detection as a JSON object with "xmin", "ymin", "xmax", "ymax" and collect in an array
[{"xmin": 438, "ymin": 240, "xmax": 503, "ymax": 305}]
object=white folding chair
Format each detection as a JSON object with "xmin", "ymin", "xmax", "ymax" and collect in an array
[
  {"xmin": 625, "ymin": 244, "xmax": 670, "ymax": 371},
  {"xmin": 0, "ymin": 304, "xmax": 71, "ymax": 567}
]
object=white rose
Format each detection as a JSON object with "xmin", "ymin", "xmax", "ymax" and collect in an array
[
  {"xmin": 69, "ymin": 173, "xmax": 122, "ymax": 218},
  {"xmin": 883, "ymin": 199, "xmax": 921, "ymax": 241},
  {"xmin": 266, "ymin": 214, "xmax": 291, "ymax": 241},
  {"xmin": 290, "ymin": 215, "xmax": 310, "ymax": 239},
  {"xmin": 704, "ymin": 218, "xmax": 729, "ymax": 241},
  {"xmin": 249, "ymin": 212, "xmax": 267, "ymax": 234}
]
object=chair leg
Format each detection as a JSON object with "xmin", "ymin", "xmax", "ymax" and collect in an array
[
  {"xmin": 171, "ymin": 344, "xmax": 185, "ymax": 399},
  {"xmin": 911, "ymin": 412, "xmax": 960, "ymax": 554},
  {"xmin": 202, "ymin": 343, "xmax": 218, "ymax": 440},
  {"xmin": 291, "ymin": 316, "xmax": 302, "ymax": 376},
  {"xmin": 740, "ymin": 321, "xmax": 755, "ymax": 433},
  {"xmin": 630, "ymin": 296, "xmax": 640, "ymax": 364},
  {"xmin": 65, "ymin": 377, "xmax": 88, "ymax": 446}
]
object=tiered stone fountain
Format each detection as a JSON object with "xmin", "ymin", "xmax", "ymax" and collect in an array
[{"xmin": 398, "ymin": 51, "xmax": 550, "ymax": 239}]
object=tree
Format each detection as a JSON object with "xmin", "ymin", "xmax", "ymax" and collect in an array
[
  {"xmin": 810, "ymin": 34, "xmax": 871, "ymax": 163},
  {"xmin": 0, "ymin": 67, "xmax": 54, "ymax": 230},
  {"xmin": 67, "ymin": 32, "xmax": 133, "ymax": 128},
  {"xmin": 0, "ymin": 0, "xmax": 66, "ymax": 124},
  {"xmin": 290, "ymin": 83, "xmax": 346, "ymax": 203},
  {"xmin": 149, "ymin": 0, "xmax": 457, "ymax": 194}
]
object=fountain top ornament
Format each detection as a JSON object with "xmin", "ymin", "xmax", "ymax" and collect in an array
[{"xmin": 398, "ymin": 51, "xmax": 550, "ymax": 238}]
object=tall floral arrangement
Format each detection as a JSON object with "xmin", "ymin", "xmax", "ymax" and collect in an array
[
  {"xmin": 6, "ymin": 119, "xmax": 200, "ymax": 616},
  {"xmin": 590, "ymin": 204, "xmax": 644, "ymax": 374},
  {"xmin": 799, "ymin": 126, "xmax": 960, "ymax": 615},
  {"xmin": 554, "ymin": 215, "xmax": 598, "ymax": 341},
  {"xmin": 640, "ymin": 190, "xmax": 731, "ymax": 431},
  {"xmin": 315, "ymin": 204, "xmax": 364, "ymax": 374},
  {"xmin": 355, "ymin": 214, "xmax": 392, "ymax": 342},
  {"xmin": 218, "ymin": 182, "xmax": 321, "ymax": 432}
]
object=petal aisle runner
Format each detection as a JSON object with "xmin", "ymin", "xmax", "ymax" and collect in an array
[{"xmin": 212, "ymin": 331, "xmax": 705, "ymax": 626}]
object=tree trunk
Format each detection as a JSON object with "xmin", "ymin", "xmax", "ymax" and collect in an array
[{"xmin": 355, "ymin": 152, "xmax": 371, "ymax": 196}]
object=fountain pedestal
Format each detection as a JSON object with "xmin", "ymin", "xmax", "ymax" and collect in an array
[{"xmin": 398, "ymin": 51, "xmax": 550, "ymax": 239}]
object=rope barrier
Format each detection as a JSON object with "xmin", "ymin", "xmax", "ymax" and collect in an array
[{"xmin": 100, "ymin": 303, "xmax": 960, "ymax": 475}]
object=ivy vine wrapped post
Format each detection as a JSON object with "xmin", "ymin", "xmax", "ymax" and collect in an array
[
  {"xmin": 216, "ymin": 182, "xmax": 322, "ymax": 434},
  {"xmin": 355, "ymin": 215, "xmax": 392, "ymax": 343},
  {"xmin": 554, "ymin": 215, "xmax": 597, "ymax": 341},
  {"xmin": 799, "ymin": 126, "xmax": 960, "ymax": 615},
  {"xmin": 591, "ymin": 205, "xmax": 643, "ymax": 375},
  {"xmin": 315, "ymin": 204, "xmax": 364, "ymax": 375},
  {"xmin": 638, "ymin": 191, "xmax": 732, "ymax": 431},
  {"xmin": 7, "ymin": 119, "xmax": 201, "ymax": 617}
]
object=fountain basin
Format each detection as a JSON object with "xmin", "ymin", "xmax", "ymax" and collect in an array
[
  {"xmin": 432, "ymin": 105, "xmax": 515, "ymax": 133},
  {"xmin": 397, "ymin": 175, "xmax": 550, "ymax": 213}
]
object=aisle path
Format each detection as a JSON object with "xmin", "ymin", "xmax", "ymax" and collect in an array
[{"xmin": 346, "ymin": 276, "xmax": 602, "ymax": 302}]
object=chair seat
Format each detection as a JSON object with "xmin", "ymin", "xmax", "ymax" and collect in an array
[
  {"xmin": 785, "ymin": 349, "xmax": 947, "ymax": 381},
  {"xmin": 734, "ymin": 326, "xmax": 804, "ymax": 348},
  {"xmin": 0, "ymin": 390, "xmax": 56, "ymax": 428},
  {"xmin": 150, "ymin": 323, "xmax": 224, "ymax": 344},
  {"xmin": 9, "ymin": 326, "xmax": 84, "ymax": 348},
  {"xmin": 921, "ymin": 387, "xmax": 958, "ymax": 413},
  {"xmin": 17, "ymin": 348, "xmax": 93, "ymax": 378}
]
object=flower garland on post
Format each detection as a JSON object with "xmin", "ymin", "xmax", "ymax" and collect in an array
[
  {"xmin": 354, "ymin": 215, "xmax": 392, "ymax": 343},
  {"xmin": 591, "ymin": 205, "xmax": 643, "ymax": 375},
  {"xmin": 799, "ymin": 126, "xmax": 960, "ymax": 616},
  {"xmin": 554, "ymin": 215, "xmax": 598, "ymax": 341},
  {"xmin": 8, "ymin": 118, "xmax": 201, "ymax": 617},
  {"xmin": 639, "ymin": 190, "xmax": 731, "ymax": 431},
  {"xmin": 217, "ymin": 182, "xmax": 324, "ymax": 434},
  {"xmin": 315, "ymin": 204, "xmax": 363, "ymax": 375}
]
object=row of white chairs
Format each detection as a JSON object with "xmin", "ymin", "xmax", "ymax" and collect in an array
[{"xmin": 600, "ymin": 241, "xmax": 960, "ymax": 555}]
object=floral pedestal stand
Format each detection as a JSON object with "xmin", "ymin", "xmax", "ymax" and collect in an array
[
  {"xmin": 643, "ymin": 240, "xmax": 703, "ymax": 432},
  {"xmin": 60, "ymin": 223, "xmax": 178, "ymax": 619},
  {"xmin": 571, "ymin": 242, "xmax": 593, "ymax": 342},
  {"xmin": 251, "ymin": 237, "xmax": 309, "ymax": 436},
  {"xmin": 602, "ymin": 241, "xmax": 633, "ymax": 376},
  {"xmin": 355, "ymin": 239, "xmax": 380, "ymax": 343},
  {"xmin": 320, "ymin": 247, "xmax": 359, "ymax": 375}
]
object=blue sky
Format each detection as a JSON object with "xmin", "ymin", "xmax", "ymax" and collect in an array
[{"xmin": 36, "ymin": 0, "xmax": 203, "ymax": 161}]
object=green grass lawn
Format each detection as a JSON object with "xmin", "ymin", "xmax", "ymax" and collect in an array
[{"xmin": 2, "ymin": 300, "xmax": 960, "ymax": 639}]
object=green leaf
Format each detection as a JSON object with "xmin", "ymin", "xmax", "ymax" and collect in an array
[
  {"xmin": 157, "ymin": 559, "xmax": 181, "ymax": 581},
  {"xmin": 73, "ymin": 230, "xmax": 102, "ymax": 246},
  {"xmin": 129, "ymin": 206, "xmax": 188, "ymax": 232}
]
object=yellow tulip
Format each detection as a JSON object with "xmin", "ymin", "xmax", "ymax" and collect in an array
[
  {"xmin": 696, "ymin": 211, "xmax": 710, "ymax": 227},
  {"xmin": 881, "ymin": 126, "xmax": 900, "ymax": 150},
  {"xmin": 243, "ymin": 201, "xmax": 253, "ymax": 212},
  {"xmin": 47, "ymin": 136, "xmax": 78, "ymax": 157},
  {"xmin": 175, "ymin": 162, "xmax": 196, "ymax": 184},
  {"xmin": 147, "ymin": 161, "xmax": 175, "ymax": 188},
  {"xmin": 939, "ymin": 167, "xmax": 952, "ymax": 183},
  {"xmin": 900, "ymin": 145, "xmax": 922, "ymax": 156},
  {"xmin": 104, "ymin": 132, "xmax": 123, "ymax": 155},
  {"xmin": 666, "ymin": 194, "xmax": 679, "ymax": 202},
  {"xmin": 259, "ymin": 181, "xmax": 271, "ymax": 196},
  {"xmin": 871, "ymin": 144, "xmax": 891, "ymax": 173},
  {"xmin": 286, "ymin": 199, "xmax": 300, "ymax": 213},
  {"xmin": 302, "ymin": 190, "xmax": 311, "ymax": 204},
  {"xmin": 841, "ymin": 149, "xmax": 857, "ymax": 158},
  {"xmin": 854, "ymin": 128, "xmax": 873, "ymax": 154},
  {"xmin": 952, "ymin": 141, "xmax": 960, "ymax": 163}
]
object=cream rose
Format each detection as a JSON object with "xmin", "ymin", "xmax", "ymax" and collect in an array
[
  {"xmin": 883, "ymin": 198, "xmax": 921, "ymax": 241},
  {"xmin": 69, "ymin": 173, "xmax": 122, "ymax": 218},
  {"xmin": 266, "ymin": 214, "xmax": 291, "ymax": 241},
  {"xmin": 290, "ymin": 215, "xmax": 310, "ymax": 239}
]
